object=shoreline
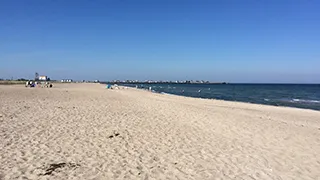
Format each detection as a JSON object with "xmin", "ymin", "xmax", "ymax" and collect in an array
[{"xmin": 120, "ymin": 84, "xmax": 320, "ymax": 112}]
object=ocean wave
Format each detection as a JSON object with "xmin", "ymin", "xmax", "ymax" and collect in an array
[
  {"xmin": 265, "ymin": 98, "xmax": 320, "ymax": 104},
  {"xmin": 291, "ymin": 99, "xmax": 320, "ymax": 103}
]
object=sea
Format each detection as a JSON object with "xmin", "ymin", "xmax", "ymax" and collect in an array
[{"xmin": 120, "ymin": 83, "xmax": 320, "ymax": 111}]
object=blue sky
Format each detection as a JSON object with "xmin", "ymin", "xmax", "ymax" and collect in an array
[{"xmin": 0, "ymin": 0, "xmax": 319, "ymax": 83}]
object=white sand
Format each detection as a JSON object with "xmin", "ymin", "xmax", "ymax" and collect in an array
[{"xmin": 0, "ymin": 83, "xmax": 319, "ymax": 180}]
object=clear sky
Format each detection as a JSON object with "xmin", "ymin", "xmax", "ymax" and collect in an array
[{"xmin": 0, "ymin": 0, "xmax": 319, "ymax": 83}]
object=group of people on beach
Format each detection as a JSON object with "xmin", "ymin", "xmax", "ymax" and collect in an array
[{"xmin": 25, "ymin": 81, "xmax": 53, "ymax": 88}]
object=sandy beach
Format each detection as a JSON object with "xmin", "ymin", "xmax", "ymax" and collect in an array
[{"xmin": 1, "ymin": 83, "xmax": 319, "ymax": 180}]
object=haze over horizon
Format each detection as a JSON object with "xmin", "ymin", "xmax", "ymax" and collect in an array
[{"xmin": 1, "ymin": 0, "xmax": 320, "ymax": 83}]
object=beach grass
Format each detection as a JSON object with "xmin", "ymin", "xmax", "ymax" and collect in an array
[{"xmin": 0, "ymin": 80, "xmax": 27, "ymax": 85}]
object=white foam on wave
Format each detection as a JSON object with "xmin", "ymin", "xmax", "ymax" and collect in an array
[{"xmin": 292, "ymin": 99, "xmax": 320, "ymax": 103}]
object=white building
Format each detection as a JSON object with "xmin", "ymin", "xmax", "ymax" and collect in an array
[
  {"xmin": 38, "ymin": 76, "xmax": 48, "ymax": 81},
  {"xmin": 61, "ymin": 79, "xmax": 73, "ymax": 83}
]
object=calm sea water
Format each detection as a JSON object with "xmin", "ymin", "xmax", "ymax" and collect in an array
[{"xmin": 120, "ymin": 84, "xmax": 320, "ymax": 111}]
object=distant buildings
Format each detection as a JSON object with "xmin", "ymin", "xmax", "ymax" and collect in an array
[
  {"xmin": 105, "ymin": 79, "xmax": 222, "ymax": 84},
  {"xmin": 61, "ymin": 79, "xmax": 73, "ymax": 83}
]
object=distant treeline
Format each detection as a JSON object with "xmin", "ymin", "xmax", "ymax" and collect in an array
[
  {"xmin": 0, "ymin": 78, "xmax": 28, "ymax": 81},
  {"xmin": 0, "ymin": 78, "xmax": 53, "ymax": 81}
]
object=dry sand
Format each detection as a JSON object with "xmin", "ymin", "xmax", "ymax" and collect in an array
[{"xmin": 0, "ymin": 83, "xmax": 320, "ymax": 180}]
